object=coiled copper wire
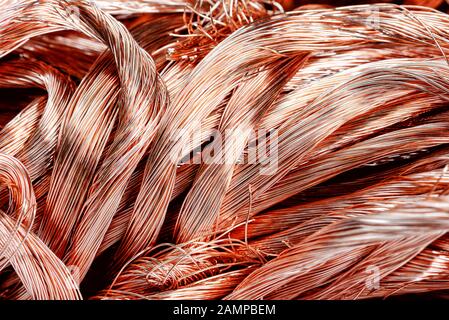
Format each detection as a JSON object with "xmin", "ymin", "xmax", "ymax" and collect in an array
[{"xmin": 3, "ymin": 0, "xmax": 449, "ymax": 300}]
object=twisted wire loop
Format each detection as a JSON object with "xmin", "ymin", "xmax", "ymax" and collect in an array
[
  {"xmin": 0, "ymin": 153, "xmax": 81, "ymax": 299},
  {"xmin": 4, "ymin": 1, "xmax": 449, "ymax": 300}
]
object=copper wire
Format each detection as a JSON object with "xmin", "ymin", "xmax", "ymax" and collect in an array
[{"xmin": 3, "ymin": 1, "xmax": 449, "ymax": 300}]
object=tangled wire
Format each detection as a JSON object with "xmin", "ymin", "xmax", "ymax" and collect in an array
[{"xmin": 2, "ymin": 0, "xmax": 449, "ymax": 300}]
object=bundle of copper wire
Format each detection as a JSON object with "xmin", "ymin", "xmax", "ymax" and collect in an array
[{"xmin": 3, "ymin": 0, "xmax": 449, "ymax": 300}]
